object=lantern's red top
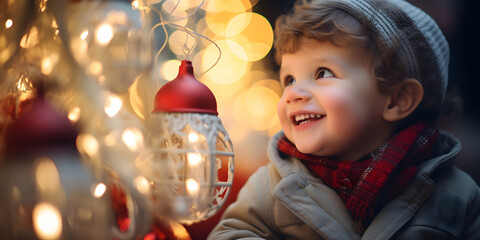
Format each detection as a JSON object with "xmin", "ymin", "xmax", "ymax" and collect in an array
[{"xmin": 152, "ymin": 60, "xmax": 218, "ymax": 115}]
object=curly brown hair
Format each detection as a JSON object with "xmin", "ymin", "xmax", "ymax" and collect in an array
[{"xmin": 273, "ymin": 0, "xmax": 454, "ymax": 125}]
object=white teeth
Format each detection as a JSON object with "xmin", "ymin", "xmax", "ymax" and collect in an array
[{"xmin": 294, "ymin": 113, "xmax": 323, "ymax": 123}]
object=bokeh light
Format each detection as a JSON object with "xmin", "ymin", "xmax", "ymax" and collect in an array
[
  {"xmin": 226, "ymin": 13, "xmax": 273, "ymax": 62},
  {"xmin": 200, "ymin": 40, "xmax": 248, "ymax": 85},
  {"xmin": 33, "ymin": 202, "xmax": 62, "ymax": 239},
  {"xmin": 161, "ymin": 59, "xmax": 182, "ymax": 81},
  {"xmin": 203, "ymin": 0, "xmax": 252, "ymax": 13},
  {"xmin": 161, "ymin": 1, "xmax": 189, "ymax": 26},
  {"xmin": 5, "ymin": 19, "xmax": 13, "ymax": 29},
  {"xmin": 233, "ymin": 86, "xmax": 280, "ymax": 132}
]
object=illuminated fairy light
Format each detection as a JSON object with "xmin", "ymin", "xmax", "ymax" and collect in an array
[
  {"xmin": 185, "ymin": 178, "xmax": 200, "ymax": 196},
  {"xmin": 5, "ymin": 19, "xmax": 13, "ymax": 29},
  {"xmin": 187, "ymin": 153, "xmax": 202, "ymax": 166},
  {"xmin": 188, "ymin": 132, "xmax": 200, "ymax": 142},
  {"xmin": 104, "ymin": 94, "xmax": 123, "ymax": 117},
  {"xmin": 80, "ymin": 30, "xmax": 89, "ymax": 40},
  {"xmin": 94, "ymin": 183, "xmax": 107, "ymax": 198},
  {"xmin": 33, "ymin": 202, "xmax": 62, "ymax": 239},
  {"xmin": 95, "ymin": 23, "xmax": 114, "ymax": 46},
  {"xmin": 68, "ymin": 107, "xmax": 81, "ymax": 123},
  {"xmin": 133, "ymin": 176, "xmax": 150, "ymax": 194},
  {"xmin": 76, "ymin": 134, "xmax": 99, "ymax": 157},
  {"xmin": 122, "ymin": 127, "xmax": 144, "ymax": 151}
]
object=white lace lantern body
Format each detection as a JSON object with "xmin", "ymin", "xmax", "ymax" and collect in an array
[{"xmin": 149, "ymin": 60, "xmax": 234, "ymax": 224}]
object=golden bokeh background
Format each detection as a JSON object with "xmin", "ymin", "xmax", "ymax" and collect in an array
[{"xmin": 129, "ymin": 0, "xmax": 281, "ymax": 180}]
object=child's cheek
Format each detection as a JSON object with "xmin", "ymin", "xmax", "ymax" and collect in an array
[{"xmin": 325, "ymin": 91, "xmax": 368, "ymax": 134}]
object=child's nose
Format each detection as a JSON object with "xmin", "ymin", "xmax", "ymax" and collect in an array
[{"xmin": 285, "ymin": 83, "xmax": 311, "ymax": 104}]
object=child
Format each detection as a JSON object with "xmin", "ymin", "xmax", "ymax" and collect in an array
[{"xmin": 208, "ymin": 0, "xmax": 480, "ymax": 239}]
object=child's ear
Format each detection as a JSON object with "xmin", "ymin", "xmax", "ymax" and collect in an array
[{"xmin": 383, "ymin": 78, "xmax": 423, "ymax": 122}]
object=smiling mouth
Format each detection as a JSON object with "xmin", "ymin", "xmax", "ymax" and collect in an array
[{"xmin": 292, "ymin": 113, "xmax": 325, "ymax": 126}]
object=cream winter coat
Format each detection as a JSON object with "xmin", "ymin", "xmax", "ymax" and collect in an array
[{"xmin": 208, "ymin": 131, "xmax": 480, "ymax": 240}]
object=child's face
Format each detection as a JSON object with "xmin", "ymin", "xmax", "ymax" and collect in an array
[{"xmin": 278, "ymin": 37, "xmax": 393, "ymax": 161}]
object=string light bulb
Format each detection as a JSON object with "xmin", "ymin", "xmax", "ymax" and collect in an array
[{"xmin": 150, "ymin": 60, "xmax": 234, "ymax": 224}]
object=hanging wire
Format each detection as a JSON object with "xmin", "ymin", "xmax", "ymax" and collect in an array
[{"xmin": 147, "ymin": 0, "xmax": 221, "ymax": 86}]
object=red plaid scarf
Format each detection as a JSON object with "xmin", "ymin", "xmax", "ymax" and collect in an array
[{"xmin": 277, "ymin": 122, "xmax": 438, "ymax": 231}]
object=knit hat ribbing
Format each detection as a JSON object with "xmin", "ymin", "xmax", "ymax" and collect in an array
[{"xmin": 324, "ymin": 0, "xmax": 449, "ymax": 100}]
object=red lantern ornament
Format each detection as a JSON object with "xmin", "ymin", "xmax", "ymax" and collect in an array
[
  {"xmin": 148, "ymin": 60, "xmax": 234, "ymax": 224},
  {"xmin": 152, "ymin": 60, "xmax": 217, "ymax": 115}
]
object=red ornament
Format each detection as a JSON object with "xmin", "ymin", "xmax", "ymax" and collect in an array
[
  {"xmin": 109, "ymin": 182, "xmax": 131, "ymax": 233},
  {"xmin": 4, "ymin": 91, "xmax": 78, "ymax": 157},
  {"xmin": 152, "ymin": 60, "xmax": 218, "ymax": 115}
]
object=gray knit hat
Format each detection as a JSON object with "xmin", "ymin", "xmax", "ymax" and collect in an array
[{"xmin": 321, "ymin": 0, "xmax": 450, "ymax": 100}]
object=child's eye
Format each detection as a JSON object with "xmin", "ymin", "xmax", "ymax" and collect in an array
[
  {"xmin": 315, "ymin": 68, "xmax": 334, "ymax": 79},
  {"xmin": 283, "ymin": 75, "xmax": 296, "ymax": 86}
]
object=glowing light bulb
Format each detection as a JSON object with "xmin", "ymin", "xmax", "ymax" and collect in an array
[
  {"xmin": 68, "ymin": 107, "xmax": 81, "ymax": 122},
  {"xmin": 95, "ymin": 23, "xmax": 114, "ymax": 46},
  {"xmin": 104, "ymin": 94, "xmax": 123, "ymax": 117},
  {"xmin": 187, "ymin": 153, "xmax": 202, "ymax": 166},
  {"xmin": 185, "ymin": 178, "xmax": 199, "ymax": 195},
  {"xmin": 77, "ymin": 134, "xmax": 99, "ymax": 157},
  {"xmin": 5, "ymin": 19, "xmax": 13, "ymax": 29},
  {"xmin": 188, "ymin": 132, "xmax": 200, "ymax": 143},
  {"xmin": 122, "ymin": 127, "xmax": 144, "ymax": 151},
  {"xmin": 94, "ymin": 183, "xmax": 107, "ymax": 198},
  {"xmin": 33, "ymin": 202, "xmax": 62, "ymax": 239},
  {"xmin": 133, "ymin": 176, "xmax": 150, "ymax": 194}
]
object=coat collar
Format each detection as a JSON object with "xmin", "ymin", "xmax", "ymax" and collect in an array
[{"xmin": 268, "ymin": 130, "xmax": 461, "ymax": 239}]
